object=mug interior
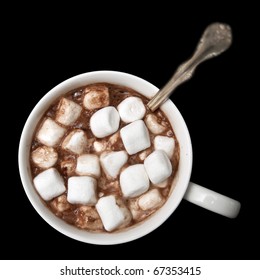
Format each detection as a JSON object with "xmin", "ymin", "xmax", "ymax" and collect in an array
[{"xmin": 18, "ymin": 71, "xmax": 192, "ymax": 245}]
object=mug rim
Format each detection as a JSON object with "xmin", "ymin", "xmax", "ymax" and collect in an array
[{"xmin": 18, "ymin": 70, "xmax": 193, "ymax": 244}]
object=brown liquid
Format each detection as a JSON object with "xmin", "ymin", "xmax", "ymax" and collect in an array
[{"xmin": 30, "ymin": 83, "xmax": 179, "ymax": 232}]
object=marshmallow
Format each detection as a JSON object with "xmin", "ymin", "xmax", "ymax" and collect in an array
[
  {"xmin": 62, "ymin": 129, "xmax": 87, "ymax": 155},
  {"xmin": 138, "ymin": 189, "xmax": 164, "ymax": 210},
  {"xmin": 99, "ymin": 180, "xmax": 120, "ymax": 194},
  {"xmin": 83, "ymin": 85, "xmax": 110, "ymax": 110},
  {"xmin": 67, "ymin": 176, "xmax": 97, "ymax": 205},
  {"xmin": 117, "ymin": 97, "xmax": 146, "ymax": 123},
  {"xmin": 128, "ymin": 199, "xmax": 141, "ymax": 220},
  {"xmin": 139, "ymin": 148, "xmax": 152, "ymax": 161},
  {"xmin": 116, "ymin": 198, "xmax": 132, "ymax": 229},
  {"xmin": 100, "ymin": 151, "xmax": 128, "ymax": 178},
  {"xmin": 154, "ymin": 135, "xmax": 175, "ymax": 158},
  {"xmin": 145, "ymin": 114, "xmax": 166, "ymax": 134},
  {"xmin": 96, "ymin": 195, "xmax": 131, "ymax": 231},
  {"xmin": 108, "ymin": 132, "xmax": 120, "ymax": 146},
  {"xmin": 120, "ymin": 164, "xmax": 150, "ymax": 198},
  {"xmin": 107, "ymin": 132, "xmax": 125, "ymax": 150},
  {"xmin": 144, "ymin": 150, "xmax": 172, "ymax": 184},
  {"xmin": 154, "ymin": 179, "xmax": 168, "ymax": 188},
  {"xmin": 50, "ymin": 194, "xmax": 70, "ymax": 212},
  {"xmin": 76, "ymin": 154, "xmax": 101, "ymax": 177},
  {"xmin": 33, "ymin": 168, "xmax": 66, "ymax": 201},
  {"xmin": 93, "ymin": 140, "xmax": 107, "ymax": 153},
  {"xmin": 37, "ymin": 118, "xmax": 66, "ymax": 147},
  {"xmin": 60, "ymin": 159, "xmax": 75, "ymax": 176},
  {"xmin": 90, "ymin": 106, "xmax": 120, "ymax": 138},
  {"xmin": 31, "ymin": 146, "xmax": 58, "ymax": 169},
  {"xmin": 56, "ymin": 98, "xmax": 82, "ymax": 126},
  {"xmin": 76, "ymin": 206, "xmax": 103, "ymax": 230},
  {"xmin": 120, "ymin": 120, "xmax": 151, "ymax": 155}
]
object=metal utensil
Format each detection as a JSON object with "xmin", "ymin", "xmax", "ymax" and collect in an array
[{"xmin": 147, "ymin": 22, "xmax": 232, "ymax": 112}]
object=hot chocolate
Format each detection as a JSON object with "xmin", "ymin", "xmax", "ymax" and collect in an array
[{"xmin": 30, "ymin": 83, "xmax": 179, "ymax": 232}]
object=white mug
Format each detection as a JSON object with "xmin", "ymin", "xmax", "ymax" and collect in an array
[{"xmin": 18, "ymin": 71, "xmax": 241, "ymax": 245}]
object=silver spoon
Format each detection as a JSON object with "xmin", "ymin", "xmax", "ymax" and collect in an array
[{"xmin": 147, "ymin": 22, "xmax": 232, "ymax": 112}]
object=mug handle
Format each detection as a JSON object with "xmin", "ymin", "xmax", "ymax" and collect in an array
[{"xmin": 184, "ymin": 182, "xmax": 241, "ymax": 218}]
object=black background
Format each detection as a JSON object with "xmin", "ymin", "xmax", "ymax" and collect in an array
[{"xmin": 4, "ymin": 5, "xmax": 258, "ymax": 260}]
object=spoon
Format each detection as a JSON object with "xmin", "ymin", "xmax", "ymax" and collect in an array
[{"xmin": 147, "ymin": 22, "xmax": 232, "ymax": 112}]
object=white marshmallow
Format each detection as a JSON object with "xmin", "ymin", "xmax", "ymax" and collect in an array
[
  {"xmin": 67, "ymin": 176, "xmax": 97, "ymax": 205},
  {"xmin": 138, "ymin": 189, "xmax": 164, "ymax": 210},
  {"xmin": 37, "ymin": 118, "xmax": 66, "ymax": 147},
  {"xmin": 145, "ymin": 114, "xmax": 166, "ymax": 134},
  {"xmin": 120, "ymin": 164, "xmax": 150, "ymax": 198},
  {"xmin": 76, "ymin": 154, "xmax": 101, "ymax": 177},
  {"xmin": 144, "ymin": 150, "xmax": 172, "ymax": 184},
  {"xmin": 56, "ymin": 98, "xmax": 82, "ymax": 126},
  {"xmin": 120, "ymin": 120, "xmax": 151, "ymax": 155},
  {"xmin": 33, "ymin": 168, "xmax": 66, "ymax": 201},
  {"xmin": 90, "ymin": 106, "xmax": 120, "ymax": 138},
  {"xmin": 62, "ymin": 129, "xmax": 87, "ymax": 155},
  {"xmin": 31, "ymin": 146, "xmax": 58, "ymax": 169},
  {"xmin": 100, "ymin": 151, "xmax": 128, "ymax": 178},
  {"xmin": 117, "ymin": 97, "xmax": 146, "ymax": 123},
  {"xmin": 154, "ymin": 135, "xmax": 175, "ymax": 158},
  {"xmin": 83, "ymin": 85, "xmax": 110, "ymax": 110},
  {"xmin": 96, "ymin": 195, "xmax": 130, "ymax": 231}
]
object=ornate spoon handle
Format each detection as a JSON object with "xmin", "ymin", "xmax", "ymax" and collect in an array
[{"xmin": 147, "ymin": 23, "xmax": 232, "ymax": 112}]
